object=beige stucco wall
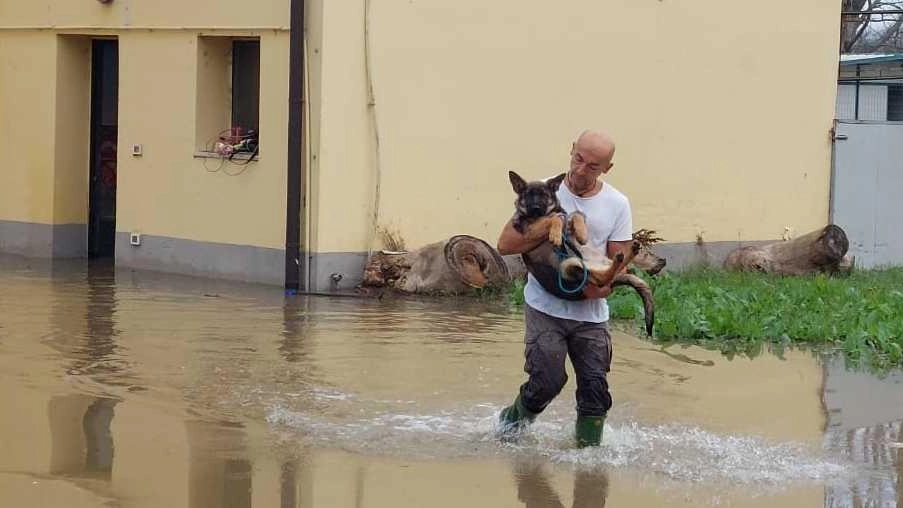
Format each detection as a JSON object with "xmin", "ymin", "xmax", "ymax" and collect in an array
[
  {"xmin": 0, "ymin": 0, "xmax": 288, "ymax": 29},
  {"xmin": 0, "ymin": 0, "xmax": 293, "ymax": 252},
  {"xmin": 3, "ymin": 0, "xmax": 842, "ymax": 284},
  {"xmin": 116, "ymin": 30, "xmax": 289, "ymax": 249},
  {"xmin": 312, "ymin": 0, "xmax": 842, "ymax": 253},
  {"xmin": 0, "ymin": 32, "xmax": 57, "ymax": 224},
  {"xmin": 0, "ymin": 34, "xmax": 91, "ymax": 226}
]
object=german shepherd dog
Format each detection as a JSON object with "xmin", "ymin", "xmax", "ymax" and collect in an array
[{"xmin": 508, "ymin": 170, "xmax": 655, "ymax": 336}]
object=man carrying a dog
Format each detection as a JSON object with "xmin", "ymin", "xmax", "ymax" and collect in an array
[{"xmin": 496, "ymin": 129, "xmax": 634, "ymax": 447}]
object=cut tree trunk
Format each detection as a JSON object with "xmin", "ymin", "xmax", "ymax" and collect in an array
[
  {"xmin": 723, "ymin": 224, "xmax": 851, "ymax": 275},
  {"xmin": 360, "ymin": 235, "xmax": 510, "ymax": 294}
]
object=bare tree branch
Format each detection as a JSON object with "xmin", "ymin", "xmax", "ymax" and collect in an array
[
  {"xmin": 841, "ymin": 0, "xmax": 903, "ymax": 53},
  {"xmin": 871, "ymin": 15, "xmax": 903, "ymax": 49}
]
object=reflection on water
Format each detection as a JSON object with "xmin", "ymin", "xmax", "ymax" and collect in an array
[
  {"xmin": 0, "ymin": 255, "xmax": 902, "ymax": 507},
  {"xmin": 823, "ymin": 355, "xmax": 903, "ymax": 508},
  {"xmin": 825, "ymin": 421, "xmax": 902, "ymax": 508},
  {"xmin": 514, "ymin": 460, "xmax": 609, "ymax": 508},
  {"xmin": 186, "ymin": 420, "xmax": 252, "ymax": 508},
  {"xmin": 48, "ymin": 394, "xmax": 117, "ymax": 478}
]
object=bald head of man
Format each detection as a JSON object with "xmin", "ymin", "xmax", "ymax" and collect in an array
[{"xmin": 567, "ymin": 129, "xmax": 616, "ymax": 197}]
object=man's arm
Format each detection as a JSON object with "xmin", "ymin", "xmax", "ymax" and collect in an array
[{"xmin": 497, "ymin": 216, "xmax": 559, "ymax": 256}]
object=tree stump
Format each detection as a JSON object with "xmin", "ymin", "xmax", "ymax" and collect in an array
[
  {"xmin": 360, "ymin": 235, "xmax": 509, "ymax": 294},
  {"xmin": 723, "ymin": 224, "xmax": 851, "ymax": 275}
]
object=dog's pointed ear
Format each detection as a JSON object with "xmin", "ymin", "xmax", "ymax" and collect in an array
[
  {"xmin": 547, "ymin": 172, "xmax": 567, "ymax": 192},
  {"xmin": 508, "ymin": 171, "xmax": 527, "ymax": 194}
]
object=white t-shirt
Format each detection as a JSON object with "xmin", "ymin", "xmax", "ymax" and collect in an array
[{"xmin": 523, "ymin": 178, "xmax": 633, "ymax": 323}]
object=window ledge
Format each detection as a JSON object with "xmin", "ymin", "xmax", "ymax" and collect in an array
[{"xmin": 194, "ymin": 151, "xmax": 260, "ymax": 161}]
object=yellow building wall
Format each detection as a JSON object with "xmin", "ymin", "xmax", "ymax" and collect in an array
[
  {"xmin": 54, "ymin": 36, "xmax": 92, "ymax": 224},
  {"xmin": 0, "ymin": 33, "xmax": 57, "ymax": 224},
  {"xmin": 311, "ymin": 0, "xmax": 842, "ymax": 252},
  {"xmin": 304, "ymin": 0, "xmax": 378, "ymax": 257},
  {"xmin": 115, "ymin": 30, "xmax": 289, "ymax": 249},
  {"xmin": 3, "ymin": 0, "xmax": 842, "ymax": 282},
  {"xmin": 0, "ymin": 0, "xmax": 288, "ymax": 29},
  {"xmin": 0, "ymin": 0, "xmax": 292, "ymax": 252}
]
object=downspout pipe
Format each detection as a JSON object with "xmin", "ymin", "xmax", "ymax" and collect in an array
[
  {"xmin": 854, "ymin": 64, "xmax": 861, "ymax": 121},
  {"xmin": 285, "ymin": 0, "xmax": 305, "ymax": 293}
]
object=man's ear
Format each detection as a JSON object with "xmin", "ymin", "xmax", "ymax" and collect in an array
[
  {"xmin": 508, "ymin": 171, "xmax": 527, "ymax": 194},
  {"xmin": 602, "ymin": 162, "xmax": 614, "ymax": 174},
  {"xmin": 547, "ymin": 172, "xmax": 567, "ymax": 192}
]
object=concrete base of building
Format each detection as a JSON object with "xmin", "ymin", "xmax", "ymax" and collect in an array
[
  {"xmin": 114, "ymin": 233, "xmax": 367, "ymax": 291},
  {"xmin": 651, "ymin": 239, "xmax": 773, "ymax": 271},
  {"xmin": 306, "ymin": 251, "xmax": 371, "ymax": 292},
  {"xmin": 1, "ymin": 220, "xmax": 776, "ymax": 290},
  {"xmin": 114, "ymin": 233, "xmax": 285, "ymax": 287},
  {"xmin": 0, "ymin": 220, "xmax": 86, "ymax": 258}
]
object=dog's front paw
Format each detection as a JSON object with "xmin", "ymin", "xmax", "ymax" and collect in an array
[
  {"xmin": 549, "ymin": 215, "xmax": 565, "ymax": 248},
  {"xmin": 568, "ymin": 213, "xmax": 588, "ymax": 245}
]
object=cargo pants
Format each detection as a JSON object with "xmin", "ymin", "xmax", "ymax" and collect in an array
[{"xmin": 518, "ymin": 304, "xmax": 613, "ymax": 417}]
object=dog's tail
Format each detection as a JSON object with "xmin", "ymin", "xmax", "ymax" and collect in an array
[
  {"xmin": 559, "ymin": 256, "xmax": 588, "ymax": 282},
  {"xmin": 611, "ymin": 273, "xmax": 655, "ymax": 337}
]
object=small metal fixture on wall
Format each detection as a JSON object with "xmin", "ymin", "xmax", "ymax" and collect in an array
[{"xmin": 97, "ymin": 0, "xmax": 113, "ymax": 4}]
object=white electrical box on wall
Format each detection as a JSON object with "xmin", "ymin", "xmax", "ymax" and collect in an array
[
  {"xmin": 131, "ymin": 144, "xmax": 143, "ymax": 156},
  {"xmin": 130, "ymin": 232, "xmax": 141, "ymax": 246}
]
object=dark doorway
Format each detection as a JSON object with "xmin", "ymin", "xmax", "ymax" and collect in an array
[{"xmin": 88, "ymin": 39, "xmax": 119, "ymax": 259}]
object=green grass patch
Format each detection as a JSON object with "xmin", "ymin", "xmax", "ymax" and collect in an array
[{"xmin": 505, "ymin": 268, "xmax": 903, "ymax": 369}]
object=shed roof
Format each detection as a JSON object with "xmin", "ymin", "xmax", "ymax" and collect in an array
[{"xmin": 840, "ymin": 53, "xmax": 903, "ymax": 66}]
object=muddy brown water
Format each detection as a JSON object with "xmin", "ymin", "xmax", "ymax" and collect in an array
[{"xmin": 0, "ymin": 255, "xmax": 901, "ymax": 507}]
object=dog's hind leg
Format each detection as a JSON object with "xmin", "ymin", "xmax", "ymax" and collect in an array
[
  {"xmin": 587, "ymin": 242, "xmax": 640, "ymax": 287},
  {"xmin": 622, "ymin": 241, "xmax": 641, "ymax": 266},
  {"xmin": 587, "ymin": 253, "xmax": 625, "ymax": 287}
]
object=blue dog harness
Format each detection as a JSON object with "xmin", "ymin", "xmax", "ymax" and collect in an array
[{"xmin": 553, "ymin": 215, "xmax": 590, "ymax": 295}]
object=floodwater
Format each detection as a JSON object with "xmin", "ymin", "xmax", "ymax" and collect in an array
[{"xmin": 0, "ymin": 256, "xmax": 901, "ymax": 508}]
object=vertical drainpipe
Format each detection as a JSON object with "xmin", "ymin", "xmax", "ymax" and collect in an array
[
  {"xmin": 854, "ymin": 64, "xmax": 861, "ymax": 121},
  {"xmin": 285, "ymin": 0, "xmax": 305, "ymax": 293}
]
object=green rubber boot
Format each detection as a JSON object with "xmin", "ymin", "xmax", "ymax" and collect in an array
[
  {"xmin": 498, "ymin": 394, "xmax": 537, "ymax": 441},
  {"xmin": 575, "ymin": 415, "xmax": 605, "ymax": 448}
]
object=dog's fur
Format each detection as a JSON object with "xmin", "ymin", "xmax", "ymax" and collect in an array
[{"xmin": 508, "ymin": 170, "xmax": 655, "ymax": 336}]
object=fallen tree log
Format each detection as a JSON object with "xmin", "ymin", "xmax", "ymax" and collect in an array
[
  {"xmin": 360, "ymin": 235, "xmax": 510, "ymax": 295},
  {"xmin": 723, "ymin": 224, "xmax": 851, "ymax": 275}
]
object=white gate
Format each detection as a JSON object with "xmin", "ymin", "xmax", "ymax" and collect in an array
[{"xmin": 831, "ymin": 120, "xmax": 903, "ymax": 268}]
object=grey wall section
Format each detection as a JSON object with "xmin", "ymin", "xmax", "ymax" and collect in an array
[
  {"xmin": 652, "ymin": 240, "xmax": 772, "ymax": 271},
  {"xmin": 0, "ymin": 220, "xmax": 86, "ymax": 258},
  {"xmin": 307, "ymin": 252, "xmax": 370, "ymax": 291},
  {"xmin": 3, "ymin": 223, "xmax": 775, "ymax": 289},
  {"xmin": 832, "ymin": 121, "xmax": 903, "ymax": 268},
  {"xmin": 318, "ymin": 240, "xmax": 770, "ymax": 293},
  {"xmin": 115, "ymin": 233, "xmax": 285, "ymax": 286}
]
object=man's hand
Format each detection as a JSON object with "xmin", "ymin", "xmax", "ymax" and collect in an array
[{"xmin": 583, "ymin": 284, "xmax": 613, "ymax": 299}]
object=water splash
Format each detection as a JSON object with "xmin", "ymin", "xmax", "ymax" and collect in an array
[{"xmin": 265, "ymin": 401, "xmax": 849, "ymax": 487}]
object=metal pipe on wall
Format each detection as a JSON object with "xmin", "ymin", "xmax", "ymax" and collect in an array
[{"xmin": 284, "ymin": 0, "xmax": 305, "ymax": 292}]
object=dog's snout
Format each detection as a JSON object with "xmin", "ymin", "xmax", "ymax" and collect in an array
[{"xmin": 525, "ymin": 200, "xmax": 546, "ymax": 215}]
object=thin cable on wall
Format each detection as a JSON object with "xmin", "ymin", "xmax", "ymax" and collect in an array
[{"xmin": 364, "ymin": 0, "xmax": 384, "ymax": 256}]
